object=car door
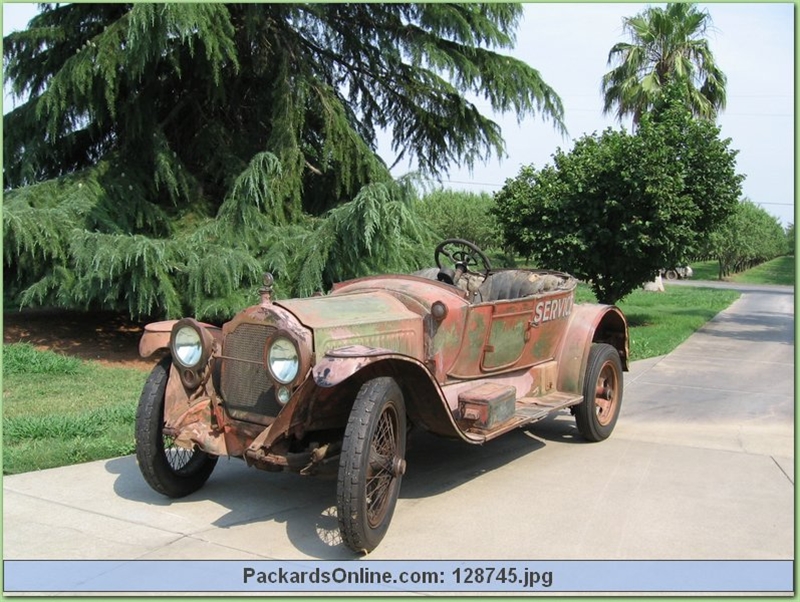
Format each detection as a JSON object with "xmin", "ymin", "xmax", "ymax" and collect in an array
[
  {"xmin": 481, "ymin": 298, "xmax": 533, "ymax": 370},
  {"xmin": 482, "ymin": 289, "xmax": 575, "ymax": 372}
]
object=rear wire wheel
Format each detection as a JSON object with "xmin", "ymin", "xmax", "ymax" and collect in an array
[
  {"xmin": 135, "ymin": 356, "xmax": 218, "ymax": 497},
  {"xmin": 337, "ymin": 377, "xmax": 407, "ymax": 553},
  {"xmin": 575, "ymin": 343, "xmax": 623, "ymax": 442}
]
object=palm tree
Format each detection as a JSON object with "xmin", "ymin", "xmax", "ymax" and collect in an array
[{"xmin": 601, "ymin": 3, "xmax": 727, "ymax": 125}]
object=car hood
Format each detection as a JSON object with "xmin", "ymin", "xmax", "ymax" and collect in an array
[{"xmin": 276, "ymin": 291, "xmax": 424, "ymax": 359}]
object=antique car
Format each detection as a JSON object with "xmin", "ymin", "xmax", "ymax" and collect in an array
[{"xmin": 135, "ymin": 239, "xmax": 629, "ymax": 553}]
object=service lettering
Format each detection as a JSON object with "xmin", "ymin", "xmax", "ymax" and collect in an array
[{"xmin": 531, "ymin": 296, "xmax": 573, "ymax": 327}]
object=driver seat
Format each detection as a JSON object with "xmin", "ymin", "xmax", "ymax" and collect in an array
[
  {"xmin": 413, "ymin": 267, "xmax": 481, "ymax": 296},
  {"xmin": 414, "ymin": 266, "xmax": 456, "ymax": 284}
]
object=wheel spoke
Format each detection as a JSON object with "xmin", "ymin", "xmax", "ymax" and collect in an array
[
  {"xmin": 368, "ymin": 448, "xmax": 392, "ymax": 472},
  {"xmin": 365, "ymin": 406, "xmax": 400, "ymax": 524},
  {"xmin": 595, "ymin": 396, "xmax": 612, "ymax": 417},
  {"xmin": 366, "ymin": 473, "xmax": 393, "ymax": 522},
  {"xmin": 594, "ymin": 364, "xmax": 618, "ymax": 426},
  {"xmin": 163, "ymin": 433, "xmax": 196, "ymax": 471}
]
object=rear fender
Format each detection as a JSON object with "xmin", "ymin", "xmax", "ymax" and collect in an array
[{"xmin": 556, "ymin": 304, "xmax": 629, "ymax": 394}]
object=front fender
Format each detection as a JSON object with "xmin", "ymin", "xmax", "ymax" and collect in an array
[
  {"xmin": 311, "ymin": 345, "xmax": 483, "ymax": 443},
  {"xmin": 556, "ymin": 304, "xmax": 629, "ymax": 394},
  {"xmin": 312, "ymin": 345, "xmax": 401, "ymax": 387}
]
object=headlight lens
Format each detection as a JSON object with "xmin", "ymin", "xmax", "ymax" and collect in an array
[
  {"xmin": 268, "ymin": 337, "xmax": 300, "ymax": 384},
  {"xmin": 173, "ymin": 325, "xmax": 203, "ymax": 368}
]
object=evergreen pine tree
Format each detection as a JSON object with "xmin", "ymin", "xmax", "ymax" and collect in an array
[{"xmin": 4, "ymin": 3, "xmax": 564, "ymax": 319}]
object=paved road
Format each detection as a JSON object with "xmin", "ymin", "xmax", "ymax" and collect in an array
[{"xmin": 3, "ymin": 283, "xmax": 793, "ymax": 569}]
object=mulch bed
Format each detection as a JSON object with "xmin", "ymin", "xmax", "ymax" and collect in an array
[{"xmin": 3, "ymin": 308, "xmax": 161, "ymax": 371}]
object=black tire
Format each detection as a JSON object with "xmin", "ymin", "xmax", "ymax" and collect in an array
[
  {"xmin": 135, "ymin": 356, "xmax": 217, "ymax": 498},
  {"xmin": 664, "ymin": 269, "xmax": 678, "ymax": 280},
  {"xmin": 575, "ymin": 344, "xmax": 623, "ymax": 442},
  {"xmin": 337, "ymin": 377, "xmax": 407, "ymax": 554}
]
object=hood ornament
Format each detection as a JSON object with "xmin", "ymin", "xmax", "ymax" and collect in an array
[{"xmin": 259, "ymin": 272, "xmax": 275, "ymax": 306}]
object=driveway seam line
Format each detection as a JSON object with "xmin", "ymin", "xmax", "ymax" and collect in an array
[{"xmin": 771, "ymin": 456, "xmax": 794, "ymax": 485}]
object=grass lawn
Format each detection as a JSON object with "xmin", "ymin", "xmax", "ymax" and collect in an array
[
  {"xmin": 690, "ymin": 256, "xmax": 794, "ymax": 286},
  {"xmin": 688, "ymin": 260, "xmax": 720, "ymax": 280},
  {"xmin": 3, "ymin": 343, "xmax": 146, "ymax": 474},
  {"xmin": 729, "ymin": 255, "xmax": 795, "ymax": 286},
  {"xmin": 576, "ymin": 285, "xmax": 739, "ymax": 360}
]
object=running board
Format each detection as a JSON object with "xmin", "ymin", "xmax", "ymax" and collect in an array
[
  {"xmin": 518, "ymin": 391, "xmax": 583, "ymax": 411},
  {"xmin": 463, "ymin": 391, "xmax": 583, "ymax": 441}
]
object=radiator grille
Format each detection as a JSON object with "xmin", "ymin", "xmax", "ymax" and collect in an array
[{"xmin": 220, "ymin": 323, "xmax": 281, "ymax": 417}]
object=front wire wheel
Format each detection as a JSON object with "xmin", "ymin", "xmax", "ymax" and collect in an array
[
  {"xmin": 337, "ymin": 377, "xmax": 407, "ymax": 554},
  {"xmin": 135, "ymin": 356, "xmax": 218, "ymax": 498},
  {"xmin": 574, "ymin": 343, "xmax": 623, "ymax": 442}
]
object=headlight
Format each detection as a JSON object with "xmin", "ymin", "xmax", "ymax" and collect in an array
[
  {"xmin": 171, "ymin": 323, "xmax": 204, "ymax": 369},
  {"xmin": 267, "ymin": 336, "xmax": 300, "ymax": 384}
]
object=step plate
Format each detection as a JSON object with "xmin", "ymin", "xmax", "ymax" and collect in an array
[{"xmin": 465, "ymin": 392, "xmax": 583, "ymax": 440}]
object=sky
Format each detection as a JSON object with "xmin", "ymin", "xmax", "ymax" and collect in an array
[{"xmin": 3, "ymin": 2, "xmax": 795, "ymax": 225}]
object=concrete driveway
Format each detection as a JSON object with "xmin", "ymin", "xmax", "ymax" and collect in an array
[{"xmin": 3, "ymin": 283, "xmax": 794, "ymax": 590}]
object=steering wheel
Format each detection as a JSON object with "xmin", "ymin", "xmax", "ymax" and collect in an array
[{"xmin": 434, "ymin": 239, "xmax": 491, "ymax": 285}]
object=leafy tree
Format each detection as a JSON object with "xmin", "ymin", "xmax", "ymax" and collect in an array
[
  {"xmin": 602, "ymin": 2, "xmax": 726, "ymax": 124},
  {"xmin": 3, "ymin": 3, "xmax": 565, "ymax": 319},
  {"xmin": 646, "ymin": 83, "xmax": 742, "ymax": 237},
  {"xmin": 493, "ymin": 84, "xmax": 742, "ymax": 305},
  {"xmin": 704, "ymin": 201, "xmax": 788, "ymax": 279},
  {"xmin": 785, "ymin": 223, "xmax": 795, "ymax": 256},
  {"xmin": 415, "ymin": 189, "xmax": 499, "ymax": 251}
]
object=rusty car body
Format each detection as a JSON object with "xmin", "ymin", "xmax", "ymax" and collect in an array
[{"xmin": 135, "ymin": 239, "xmax": 629, "ymax": 553}]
